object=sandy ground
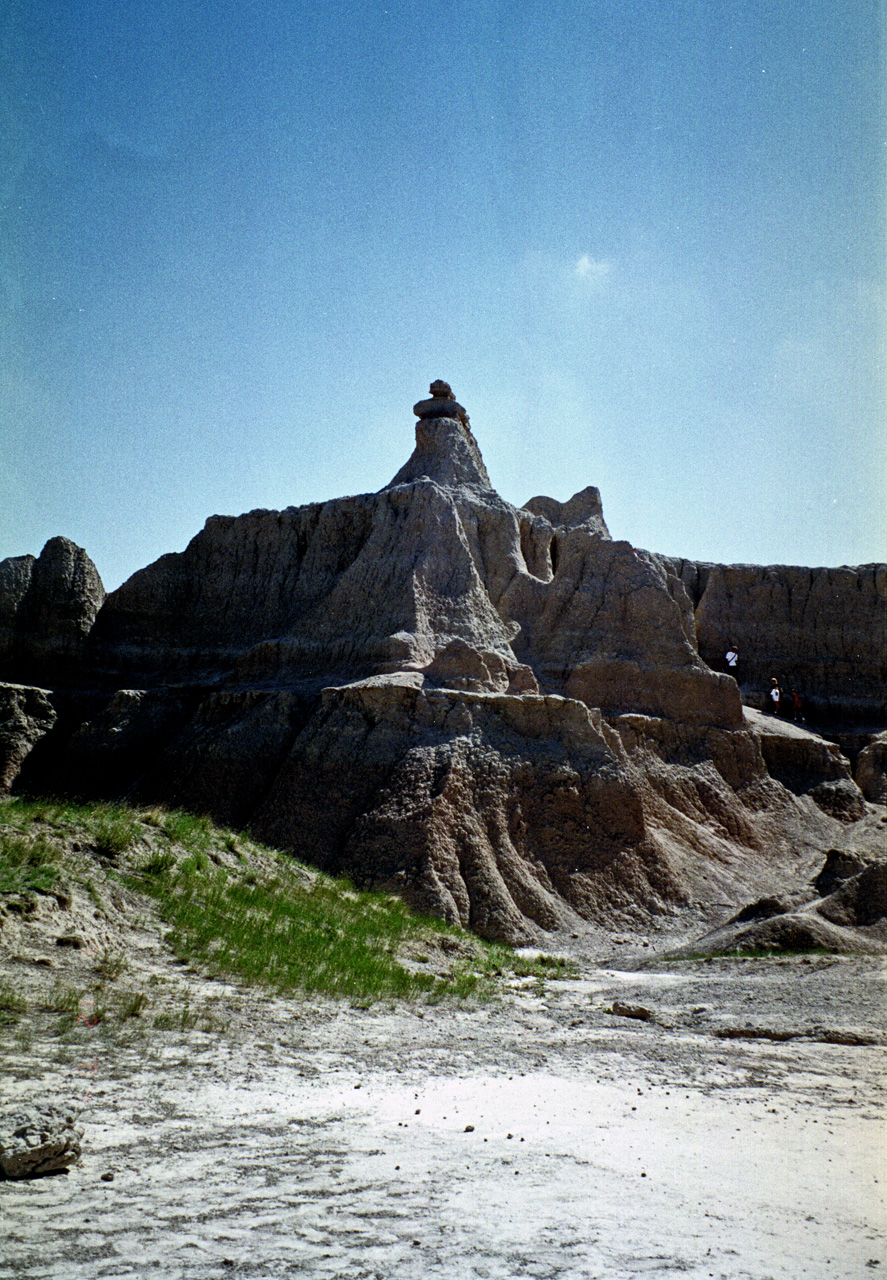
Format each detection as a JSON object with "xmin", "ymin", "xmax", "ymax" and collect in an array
[{"xmin": 1, "ymin": 953, "xmax": 885, "ymax": 1280}]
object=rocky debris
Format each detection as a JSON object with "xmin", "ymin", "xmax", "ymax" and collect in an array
[
  {"xmin": 607, "ymin": 1002, "xmax": 653, "ymax": 1021},
  {"xmin": 522, "ymin": 486, "xmax": 610, "ymax": 539},
  {"xmin": 0, "ymin": 683, "xmax": 57, "ymax": 794},
  {"xmin": 713, "ymin": 1026, "xmax": 798, "ymax": 1042},
  {"xmin": 0, "ymin": 947, "xmax": 884, "ymax": 1280},
  {"xmin": 666, "ymin": 558, "xmax": 887, "ymax": 726},
  {"xmin": 0, "ymin": 538, "xmax": 105, "ymax": 682},
  {"xmin": 855, "ymin": 732, "xmax": 887, "ymax": 802},
  {"xmin": 0, "ymin": 1104, "xmax": 82, "ymax": 1178}
]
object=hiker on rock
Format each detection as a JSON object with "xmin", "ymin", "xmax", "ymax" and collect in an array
[
  {"xmin": 725, "ymin": 644, "xmax": 739, "ymax": 679},
  {"xmin": 765, "ymin": 678, "xmax": 782, "ymax": 716}
]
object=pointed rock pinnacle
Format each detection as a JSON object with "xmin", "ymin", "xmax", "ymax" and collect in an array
[{"xmin": 386, "ymin": 382, "xmax": 491, "ymax": 491}]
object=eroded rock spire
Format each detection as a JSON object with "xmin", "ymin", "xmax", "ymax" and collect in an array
[
  {"xmin": 387, "ymin": 381, "xmax": 491, "ymax": 490},
  {"xmin": 413, "ymin": 379, "xmax": 471, "ymax": 432}
]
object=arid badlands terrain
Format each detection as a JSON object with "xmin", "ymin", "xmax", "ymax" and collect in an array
[{"xmin": 1, "ymin": 384, "xmax": 885, "ymax": 1278}]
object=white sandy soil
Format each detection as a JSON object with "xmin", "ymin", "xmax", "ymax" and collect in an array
[{"xmin": 1, "ymin": 956, "xmax": 884, "ymax": 1280}]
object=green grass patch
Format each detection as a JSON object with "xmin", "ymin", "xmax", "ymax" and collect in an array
[
  {"xmin": 1, "ymin": 795, "xmax": 95, "ymax": 831},
  {"xmin": 141, "ymin": 848, "xmax": 177, "ymax": 878},
  {"xmin": 93, "ymin": 948, "xmax": 128, "ymax": 981},
  {"xmin": 0, "ymin": 978, "xmax": 26, "ymax": 1026},
  {"xmin": 0, "ymin": 829, "xmax": 60, "ymax": 894},
  {"xmin": 655, "ymin": 946, "xmax": 836, "ymax": 965},
  {"xmin": 160, "ymin": 810, "xmax": 213, "ymax": 853},
  {"xmin": 43, "ymin": 983, "xmax": 86, "ymax": 1015},
  {"xmin": 1, "ymin": 795, "xmax": 574, "ymax": 1006},
  {"xmin": 127, "ymin": 849, "xmax": 470, "ymax": 1001},
  {"xmin": 93, "ymin": 807, "xmax": 138, "ymax": 858},
  {"xmin": 116, "ymin": 989, "xmax": 148, "ymax": 1019}
]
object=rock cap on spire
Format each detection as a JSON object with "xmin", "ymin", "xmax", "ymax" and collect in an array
[
  {"xmin": 413, "ymin": 379, "xmax": 471, "ymax": 430},
  {"xmin": 386, "ymin": 383, "xmax": 491, "ymax": 490}
]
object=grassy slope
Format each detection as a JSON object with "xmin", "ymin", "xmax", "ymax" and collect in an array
[{"xmin": 0, "ymin": 797, "xmax": 570, "ymax": 1031}]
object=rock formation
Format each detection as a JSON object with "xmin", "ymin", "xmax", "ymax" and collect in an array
[
  {"xmin": 675, "ymin": 854, "xmax": 887, "ymax": 958},
  {"xmin": 0, "ymin": 536, "xmax": 105, "ymax": 683},
  {"xmin": 855, "ymin": 732, "xmax": 887, "ymax": 803},
  {"xmin": 0, "ymin": 1104, "xmax": 82, "ymax": 1178},
  {"xmin": 0, "ymin": 384, "xmax": 884, "ymax": 944},
  {"xmin": 662, "ymin": 558, "xmax": 886, "ymax": 725}
]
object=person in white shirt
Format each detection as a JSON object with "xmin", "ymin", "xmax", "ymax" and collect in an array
[{"xmin": 765, "ymin": 678, "xmax": 782, "ymax": 715}]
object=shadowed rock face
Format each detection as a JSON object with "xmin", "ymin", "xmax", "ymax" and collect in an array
[
  {"xmin": 0, "ymin": 684, "xmax": 57, "ymax": 793},
  {"xmin": 0, "ymin": 556, "xmax": 36, "ymax": 661},
  {"xmin": 0, "ymin": 390, "xmax": 883, "ymax": 943},
  {"xmin": 0, "ymin": 538, "xmax": 105, "ymax": 682},
  {"xmin": 663, "ymin": 558, "xmax": 887, "ymax": 725}
]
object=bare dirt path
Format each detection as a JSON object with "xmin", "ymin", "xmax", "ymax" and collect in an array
[{"xmin": 1, "ymin": 955, "xmax": 884, "ymax": 1280}]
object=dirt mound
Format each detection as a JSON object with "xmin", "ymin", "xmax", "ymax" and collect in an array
[{"xmin": 671, "ymin": 857, "xmax": 886, "ymax": 958}]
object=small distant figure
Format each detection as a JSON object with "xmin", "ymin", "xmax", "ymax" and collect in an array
[
  {"xmin": 725, "ymin": 643, "xmax": 739, "ymax": 678},
  {"xmin": 765, "ymin": 677, "xmax": 782, "ymax": 716},
  {"xmin": 790, "ymin": 688, "xmax": 805, "ymax": 723}
]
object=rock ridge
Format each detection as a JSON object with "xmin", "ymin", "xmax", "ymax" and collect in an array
[{"xmin": 0, "ymin": 384, "xmax": 883, "ymax": 944}]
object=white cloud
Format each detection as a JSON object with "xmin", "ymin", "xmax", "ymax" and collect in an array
[{"xmin": 574, "ymin": 255, "xmax": 611, "ymax": 280}]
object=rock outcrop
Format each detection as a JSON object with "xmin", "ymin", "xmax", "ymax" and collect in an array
[
  {"xmin": 0, "ymin": 538, "xmax": 105, "ymax": 682},
  {"xmin": 855, "ymin": 732, "xmax": 887, "ymax": 803},
  {"xmin": 0, "ymin": 383, "xmax": 883, "ymax": 943},
  {"xmin": 663, "ymin": 558, "xmax": 886, "ymax": 725},
  {"xmin": 522, "ymin": 486, "xmax": 609, "ymax": 538},
  {"xmin": 0, "ymin": 1104, "xmax": 82, "ymax": 1178}
]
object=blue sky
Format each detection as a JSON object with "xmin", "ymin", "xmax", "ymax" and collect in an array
[{"xmin": 2, "ymin": 0, "xmax": 884, "ymax": 590}]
